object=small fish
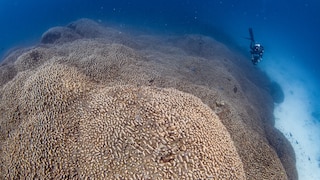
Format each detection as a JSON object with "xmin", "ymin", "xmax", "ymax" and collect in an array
[{"xmin": 233, "ymin": 86, "xmax": 238, "ymax": 93}]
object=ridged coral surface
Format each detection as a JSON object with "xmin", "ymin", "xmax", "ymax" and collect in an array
[
  {"xmin": 0, "ymin": 18, "xmax": 296, "ymax": 179},
  {"xmin": 0, "ymin": 64, "xmax": 245, "ymax": 179}
]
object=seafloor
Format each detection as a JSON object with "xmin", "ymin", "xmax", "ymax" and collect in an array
[{"xmin": 0, "ymin": 18, "xmax": 297, "ymax": 179}]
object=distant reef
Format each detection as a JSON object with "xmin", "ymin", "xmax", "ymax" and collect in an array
[{"xmin": 0, "ymin": 18, "xmax": 296, "ymax": 179}]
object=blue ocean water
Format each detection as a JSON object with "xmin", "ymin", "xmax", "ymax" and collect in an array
[{"xmin": 0, "ymin": 0, "xmax": 319, "ymax": 179}]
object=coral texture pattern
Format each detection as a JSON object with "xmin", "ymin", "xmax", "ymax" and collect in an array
[{"xmin": 0, "ymin": 19, "xmax": 296, "ymax": 179}]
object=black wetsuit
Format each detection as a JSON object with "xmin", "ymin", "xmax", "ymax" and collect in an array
[
  {"xmin": 250, "ymin": 43, "xmax": 264, "ymax": 65},
  {"xmin": 248, "ymin": 28, "xmax": 264, "ymax": 65}
]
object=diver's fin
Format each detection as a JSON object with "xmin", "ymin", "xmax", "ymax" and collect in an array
[{"xmin": 249, "ymin": 28, "xmax": 255, "ymax": 42}]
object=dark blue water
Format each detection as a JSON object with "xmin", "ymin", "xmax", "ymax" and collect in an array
[
  {"xmin": 1, "ymin": 1, "xmax": 319, "ymax": 79},
  {"xmin": 1, "ymin": 0, "xmax": 319, "ymax": 179}
]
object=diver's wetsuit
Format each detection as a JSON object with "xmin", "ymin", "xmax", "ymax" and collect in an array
[
  {"xmin": 250, "ymin": 42, "xmax": 264, "ymax": 65},
  {"xmin": 248, "ymin": 28, "xmax": 264, "ymax": 65}
]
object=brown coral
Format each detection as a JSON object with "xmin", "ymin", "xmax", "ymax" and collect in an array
[
  {"xmin": 40, "ymin": 26, "xmax": 82, "ymax": 44},
  {"xmin": 78, "ymin": 86, "xmax": 245, "ymax": 179},
  {"xmin": 0, "ymin": 18, "xmax": 296, "ymax": 179},
  {"xmin": 0, "ymin": 66, "xmax": 246, "ymax": 179}
]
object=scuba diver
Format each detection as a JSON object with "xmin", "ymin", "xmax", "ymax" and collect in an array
[{"xmin": 248, "ymin": 28, "xmax": 264, "ymax": 65}]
